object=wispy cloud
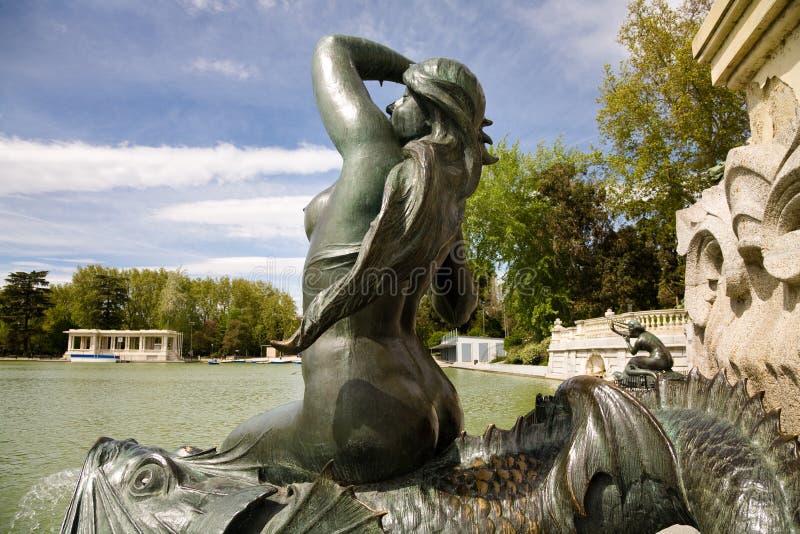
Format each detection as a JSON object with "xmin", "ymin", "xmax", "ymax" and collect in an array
[
  {"xmin": 155, "ymin": 196, "xmax": 311, "ymax": 240},
  {"xmin": 0, "ymin": 137, "xmax": 341, "ymax": 196},
  {"xmin": 177, "ymin": 256, "xmax": 306, "ymax": 307},
  {"xmin": 180, "ymin": 256, "xmax": 305, "ymax": 278},
  {"xmin": 177, "ymin": 0, "xmax": 239, "ymax": 14},
  {"xmin": 189, "ymin": 58, "xmax": 259, "ymax": 81},
  {"xmin": 511, "ymin": 0, "xmax": 629, "ymax": 70},
  {"xmin": 40, "ymin": 258, "xmax": 103, "ymax": 264},
  {"xmin": 0, "ymin": 209, "xmax": 183, "ymax": 258},
  {"xmin": 11, "ymin": 261, "xmax": 53, "ymax": 269}
]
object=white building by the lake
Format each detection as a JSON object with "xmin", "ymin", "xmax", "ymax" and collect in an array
[
  {"xmin": 431, "ymin": 330, "xmax": 506, "ymax": 363},
  {"xmin": 65, "ymin": 329, "xmax": 184, "ymax": 362}
]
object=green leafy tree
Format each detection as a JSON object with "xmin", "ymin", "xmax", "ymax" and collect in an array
[
  {"xmin": 70, "ymin": 266, "xmax": 129, "ymax": 329},
  {"xmin": 596, "ymin": 225, "xmax": 661, "ymax": 312},
  {"xmin": 415, "ymin": 293, "xmax": 452, "ymax": 348},
  {"xmin": 221, "ymin": 319, "xmax": 243, "ymax": 357},
  {"xmin": 597, "ymin": 0, "xmax": 749, "ymax": 305},
  {"xmin": 464, "ymin": 140, "xmax": 668, "ymax": 342},
  {"xmin": 0, "ymin": 271, "xmax": 52, "ymax": 355},
  {"xmin": 157, "ymin": 270, "xmax": 193, "ymax": 330},
  {"xmin": 193, "ymin": 319, "xmax": 222, "ymax": 357},
  {"xmin": 30, "ymin": 265, "xmax": 300, "ymax": 358},
  {"xmin": 465, "ymin": 140, "xmax": 614, "ymax": 340},
  {"xmin": 257, "ymin": 288, "xmax": 300, "ymax": 345},
  {"xmin": 125, "ymin": 268, "xmax": 169, "ymax": 329},
  {"xmin": 38, "ymin": 283, "xmax": 78, "ymax": 355}
]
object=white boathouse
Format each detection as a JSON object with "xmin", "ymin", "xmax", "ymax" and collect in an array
[
  {"xmin": 431, "ymin": 330, "xmax": 506, "ymax": 363},
  {"xmin": 64, "ymin": 329, "xmax": 184, "ymax": 362}
]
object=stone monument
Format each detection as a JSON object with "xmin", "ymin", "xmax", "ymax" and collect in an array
[{"xmin": 678, "ymin": 0, "xmax": 800, "ymax": 434}]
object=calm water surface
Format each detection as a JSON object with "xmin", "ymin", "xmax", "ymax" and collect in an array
[{"xmin": 0, "ymin": 361, "xmax": 559, "ymax": 532}]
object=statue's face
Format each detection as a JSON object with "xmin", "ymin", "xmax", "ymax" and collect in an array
[{"xmin": 386, "ymin": 90, "xmax": 429, "ymax": 143}]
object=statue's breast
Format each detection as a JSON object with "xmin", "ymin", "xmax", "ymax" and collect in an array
[{"xmin": 304, "ymin": 184, "xmax": 333, "ymax": 239}]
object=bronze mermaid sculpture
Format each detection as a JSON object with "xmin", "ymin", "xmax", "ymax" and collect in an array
[
  {"xmin": 218, "ymin": 35, "xmax": 498, "ymax": 485},
  {"xmin": 61, "ymin": 36, "xmax": 800, "ymax": 534},
  {"xmin": 610, "ymin": 318, "xmax": 675, "ymax": 386}
]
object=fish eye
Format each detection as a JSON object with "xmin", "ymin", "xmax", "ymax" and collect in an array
[{"xmin": 129, "ymin": 457, "xmax": 171, "ymax": 497}]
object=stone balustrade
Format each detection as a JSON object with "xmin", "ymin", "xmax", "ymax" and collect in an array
[{"xmin": 551, "ymin": 309, "xmax": 690, "ymax": 342}]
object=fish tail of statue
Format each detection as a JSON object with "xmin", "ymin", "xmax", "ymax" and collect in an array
[{"xmin": 647, "ymin": 370, "xmax": 800, "ymax": 533}]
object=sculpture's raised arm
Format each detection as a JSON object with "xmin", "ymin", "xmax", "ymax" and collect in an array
[{"xmin": 312, "ymin": 35, "xmax": 412, "ymax": 154}]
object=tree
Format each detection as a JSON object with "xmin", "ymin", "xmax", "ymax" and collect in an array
[
  {"xmin": 596, "ymin": 0, "xmax": 749, "ymax": 305},
  {"xmin": 0, "ymin": 271, "xmax": 52, "ymax": 355},
  {"xmin": 39, "ymin": 283, "xmax": 78, "ymax": 355},
  {"xmin": 221, "ymin": 319, "xmax": 243, "ymax": 357},
  {"xmin": 464, "ymin": 139, "xmax": 669, "ymax": 341},
  {"xmin": 465, "ymin": 140, "xmax": 617, "ymax": 341},
  {"xmin": 415, "ymin": 293, "xmax": 452, "ymax": 348},
  {"xmin": 125, "ymin": 268, "xmax": 169, "ymax": 329},
  {"xmin": 595, "ymin": 225, "xmax": 661, "ymax": 312},
  {"xmin": 70, "ymin": 266, "xmax": 128, "ymax": 329}
]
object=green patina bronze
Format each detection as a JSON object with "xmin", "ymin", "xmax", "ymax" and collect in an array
[
  {"xmin": 62, "ymin": 36, "xmax": 800, "ymax": 533},
  {"xmin": 610, "ymin": 318, "xmax": 677, "ymax": 387}
]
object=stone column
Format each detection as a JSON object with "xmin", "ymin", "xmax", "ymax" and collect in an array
[{"xmin": 679, "ymin": 0, "xmax": 800, "ymax": 433}]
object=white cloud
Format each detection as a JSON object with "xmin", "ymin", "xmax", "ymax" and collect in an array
[
  {"xmin": 155, "ymin": 195, "xmax": 311, "ymax": 240},
  {"xmin": 2, "ymin": 260, "xmax": 80, "ymax": 286},
  {"xmin": 177, "ymin": 256, "xmax": 306, "ymax": 308},
  {"xmin": 512, "ymin": 0, "xmax": 629, "ymax": 69},
  {"xmin": 10, "ymin": 260, "xmax": 53, "ymax": 269},
  {"xmin": 0, "ymin": 209, "xmax": 179, "ymax": 259},
  {"xmin": 0, "ymin": 137, "xmax": 341, "ymax": 196},
  {"xmin": 180, "ymin": 256, "xmax": 305, "ymax": 278},
  {"xmin": 0, "ymin": 210, "xmax": 96, "ymax": 250},
  {"xmin": 189, "ymin": 58, "xmax": 259, "ymax": 81},
  {"xmin": 40, "ymin": 257, "xmax": 103, "ymax": 264},
  {"xmin": 177, "ymin": 0, "xmax": 238, "ymax": 13}
]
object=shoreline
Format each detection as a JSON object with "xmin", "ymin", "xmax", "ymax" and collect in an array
[
  {"xmin": 0, "ymin": 356, "xmax": 303, "ymax": 364},
  {"xmin": 1, "ymin": 355, "xmax": 558, "ymax": 381},
  {"xmin": 437, "ymin": 359, "xmax": 562, "ymax": 382},
  {"xmin": 0, "ymin": 356, "xmax": 66, "ymax": 361}
]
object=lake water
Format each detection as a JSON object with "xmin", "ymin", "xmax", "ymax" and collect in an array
[{"xmin": 0, "ymin": 361, "xmax": 559, "ymax": 532}]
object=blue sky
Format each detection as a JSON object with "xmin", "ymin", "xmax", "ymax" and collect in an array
[{"xmin": 0, "ymin": 0, "xmax": 653, "ymax": 306}]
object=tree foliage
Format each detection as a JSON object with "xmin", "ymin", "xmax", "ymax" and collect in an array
[
  {"xmin": 0, "ymin": 271, "xmax": 52, "ymax": 355},
  {"xmin": 70, "ymin": 266, "xmax": 129, "ymax": 329},
  {"xmin": 464, "ymin": 141, "xmax": 662, "ymax": 342},
  {"xmin": 596, "ymin": 0, "xmax": 749, "ymax": 305}
]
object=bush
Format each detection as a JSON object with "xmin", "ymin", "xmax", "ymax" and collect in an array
[
  {"xmin": 505, "ymin": 337, "xmax": 550, "ymax": 366},
  {"xmin": 426, "ymin": 330, "xmax": 450, "ymax": 348},
  {"xmin": 503, "ymin": 332, "xmax": 526, "ymax": 350}
]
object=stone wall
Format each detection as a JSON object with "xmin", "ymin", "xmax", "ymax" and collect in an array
[{"xmin": 680, "ymin": 0, "xmax": 800, "ymax": 434}]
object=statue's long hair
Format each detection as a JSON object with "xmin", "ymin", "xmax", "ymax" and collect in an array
[{"xmin": 403, "ymin": 58, "xmax": 497, "ymax": 201}]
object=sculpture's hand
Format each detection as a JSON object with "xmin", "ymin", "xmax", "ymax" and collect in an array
[
  {"xmin": 270, "ymin": 329, "xmax": 302, "ymax": 355},
  {"xmin": 312, "ymin": 35, "xmax": 413, "ymax": 154}
]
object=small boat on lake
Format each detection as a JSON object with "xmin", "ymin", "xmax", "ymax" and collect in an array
[
  {"xmin": 70, "ymin": 354, "xmax": 119, "ymax": 363},
  {"xmin": 208, "ymin": 359, "xmax": 220, "ymax": 365}
]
